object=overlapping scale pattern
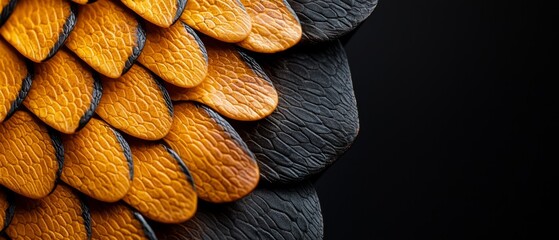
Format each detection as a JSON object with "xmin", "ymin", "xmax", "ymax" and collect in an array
[
  {"xmin": 96, "ymin": 64, "xmax": 173, "ymax": 140},
  {"xmin": 23, "ymin": 48, "xmax": 100, "ymax": 134},
  {"xmin": 180, "ymin": 0, "xmax": 252, "ymax": 43},
  {"xmin": 5, "ymin": 184, "xmax": 90, "ymax": 239},
  {"xmin": 0, "ymin": 0, "xmax": 75, "ymax": 62},
  {"xmin": 238, "ymin": 0, "xmax": 302, "ymax": 53},
  {"xmin": 61, "ymin": 118, "xmax": 133, "ymax": 202},
  {"xmin": 167, "ymin": 39, "xmax": 278, "ymax": 121},
  {"xmin": 88, "ymin": 200, "xmax": 156, "ymax": 240},
  {"xmin": 164, "ymin": 102, "xmax": 260, "ymax": 203},
  {"xmin": 124, "ymin": 140, "xmax": 197, "ymax": 223},
  {"xmin": 0, "ymin": 0, "xmax": 373, "ymax": 238},
  {"xmin": 65, "ymin": 0, "xmax": 145, "ymax": 78},
  {"xmin": 122, "ymin": 0, "xmax": 186, "ymax": 28},
  {"xmin": 0, "ymin": 111, "xmax": 62, "ymax": 199},
  {"xmin": 138, "ymin": 22, "xmax": 208, "ymax": 88}
]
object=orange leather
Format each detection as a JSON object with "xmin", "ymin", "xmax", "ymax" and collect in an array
[
  {"xmin": 168, "ymin": 39, "xmax": 278, "ymax": 121},
  {"xmin": 181, "ymin": 0, "xmax": 252, "ymax": 43},
  {"xmin": 121, "ymin": 0, "xmax": 186, "ymax": 27},
  {"xmin": 124, "ymin": 140, "xmax": 197, "ymax": 223},
  {"xmin": 164, "ymin": 102, "xmax": 260, "ymax": 203},
  {"xmin": 66, "ymin": 0, "xmax": 145, "ymax": 78},
  {"xmin": 5, "ymin": 184, "xmax": 89, "ymax": 239},
  {"xmin": 89, "ymin": 200, "xmax": 154, "ymax": 239},
  {"xmin": 23, "ymin": 48, "xmax": 100, "ymax": 134},
  {"xmin": 0, "ymin": 0, "xmax": 75, "ymax": 62},
  {"xmin": 138, "ymin": 22, "xmax": 208, "ymax": 88},
  {"xmin": 0, "ymin": 111, "xmax": 60, "ymax": 199},
  {"xmin": 237, "ymin": 0, "xmax": 302, "ymax": 53},
  {"xmin": 61, "ymin": 118, "xmax": 132, "ymax": 202},
  {"xmin": 96, "ymin": 64, "xmax": 173, "ymax": 140}
]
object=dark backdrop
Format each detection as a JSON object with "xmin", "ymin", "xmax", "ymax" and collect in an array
[{"xmin": 315, "ymin": 0, "xmax": 550, "ymax": 239}]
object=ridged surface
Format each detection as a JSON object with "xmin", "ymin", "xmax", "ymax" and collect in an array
[
  {"xmin": 5, "ymin": 184, "xmax": 90, "ymax": 239},
  {"xmin": 238, "ymin": 0, "xmax": 302, "ymax": 53},
  {"xmin": 156, "ymin": 182, "xmax": 323, "ymax": 240},
  {"xmin": 0, "ymin": 111, "xmax": 60, "ymax": 199},
  {"xmin": 88, "ymin": 200, "xmax": 156, "ymax": 240},
  {"xmin": 0, "ymin": 0, "xmax": 74, "ymax": 62},
  {"xmin": 124, "ymin": 140, "xmax": 197, "ymax": 224},
  {"xmin": 287, "ymin": 0, "xmax": 378, "ymax": 43},
  {"xmin": 121, "ymin": 0, "xmax": 186, "ymax": 27},
  {"xmin": 180, "ymin": 0, "xmax": 252, "ymax": 43},
  {"xmin": 0, "ymin": 38, "xmax": 29, "ymax": 123},
  {"xmin": 234, "ymin": 41, "xmax": 359, "ymax": 183},
  {"xmin": 163, "ymin": 102, "xmax": 260, "ymax": 203},
  {"xmin": 138, "ymin": 22, "xmax": 208, "ymax": 88},
  {"xmin": 23, "ymin": 48, "xmax": 100, "ymax": 134},
  {"xmin": 61, "ymin": 118, "xmax": 132, "ymax": 202},
  {"xmin": 96, "ymin": 64, "xmax": 173, "ymax": 140},
  {"xmin": 168, "ymin": 40, "xmax": 278, "ymax": 121},
  {"xmin": 66, "ymin": 0, "xmax": 145, "ymax": 78}
]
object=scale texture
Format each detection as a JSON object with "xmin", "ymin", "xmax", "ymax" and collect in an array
[
  {"xmin": 287, "ymin": 0, "xmax": 378, "ymax": 43},
  {"xmin": 180, "ymin": 0, "xmax": 252, "ymax": 43},
  {"xmin": 235, "ymin": 40, "xmax": 359, "ymax": 183},
  {"xmin": 155, "ymin": 182, "xmax": 323, "ymax": 240},
  {"xmin": 168, "ymin": 40, "xmax": 278, "ymax": 121},
  {"xmin": 0, "ymin": 111, "xmax": 61, "ymax": 199},
  {"xmin": 124, "ymin": 141, "xmax": 197, "ymax": 223},
  {"xmin": 163, "ymin": 103, "xmax": 260, "ymax": 203},
  {"xmin": 88, "ymin": 200, "xmax": 156, "ymax": 240},
  {"xmin": 5, "ymin": 184, "xmax": 90, "ymax": 239},
  {"xmin": 96, "ymin": 64, "xmax": 173, "ymax": 140},
  {"xmin": 23, "ymin": 48, "xmax": 100, "ymax": 134},
  {"xmin": 61, "ymin": 118, "xmax": 133, "ymax": 202},
  {"xmin": 138, "ymin": 22, "xmax": 208, "ymax": 88}
]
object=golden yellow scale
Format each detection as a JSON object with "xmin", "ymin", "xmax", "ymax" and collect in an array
[{"xmin": 0, "ymin": 0, "xmax": 302, "ymax": 238}]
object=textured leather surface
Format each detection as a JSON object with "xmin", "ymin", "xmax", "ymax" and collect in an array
[
  {"xmin": 88, "ymin": 200, "xmax": 156, "ymax": 240},
  {"xmin": 138, "ymin": 22, "xmax": 208, "ymax": 88},
  {"xmin": 61, "ymin": 118, "xmax": 133, "ymax": 202},
  {"xmin": 234, "ymin": 40, "xmax": 359, "ymax": 184},
  {"xmin": 0, "ymin": 0, "xmax": 373, "ymax": 238},
  {"xmin": 164, "ymin": 102, "xmax": 260, "ymax": 203},
  {"xmin": 23, "ymin": 48, "xmax": 101, "ymax": 134},
  {"xmin": 0, "ymin": 0, "xmax": 75, "ymax": 62},
  {"xmin": 0, "ymin": 111, "xmax": 61, "ymax": 199},
  {"xmin": 96, "ymin": 64, "xmax": 173, "ymax": 140},
  {"xmin": 121, "ymin": 0, "xmax": 186, "ymax": 27},
  {"xmin": 5, "ymin": 184, "xmax": 90, "ymax": 239},
  {"xmin": 65, "ymin": 0, "xmax": 145, "ymax": 78},
  {"xmin": 124, "ymin": 140, "xmax": 197, "ymax": 223},
  {"xmin": 287, "ymin": 0, "xmax": 378, "ymax": 43},
  {"xmin": 238, "ymin": 0, "xmax": 302, "ymax": 53},
  {"xmin": 0, "ymin": 38, "xmax": 31, "ymax": 123},
  {"xmin": 180, "ymin": 0, "xmax": 252, "ymax": 43},
  {"xmin": 155, "ymin": 182, "xmax": 323, "ymax": 240},
  {"xmin": 168, "ymin": 39, "xmax": 278, "ymax": 121}
]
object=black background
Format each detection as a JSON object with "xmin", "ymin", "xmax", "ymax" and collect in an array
[{"xmin": 315, "ymin": 1, "xmax": 551, "ymax": 239}]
